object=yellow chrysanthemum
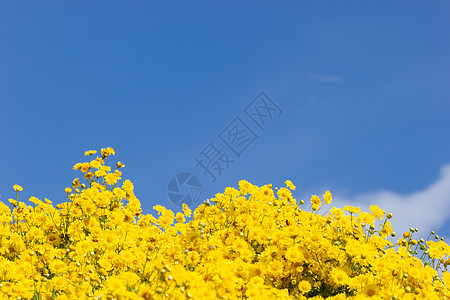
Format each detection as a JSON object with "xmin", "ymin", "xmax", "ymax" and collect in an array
[
  {"xmin": 369, "ymin": 205, "xmax": 385, "ymax": 219},
  {"xmin": 343, "ymin": 205, "xmax": 361, "ymax": 214},
  {"xmin": 323, "ymin": 190, "xmax": 332, "ymax": 204},
  {"xmin": 297, "ymin": 280, "xmax": 312, "ymax": 294},
  {"xmin": 0, "ymin": 148, "xmax": 448, "ymax": 300},
  {"xmin": 310, "ymin": 195, "xmax": 321, "ymax": 206},
  {"xmin": 285, "ymin": 180, "xmax": 296, "ymax": 190},
  {"xmin": 84, "ymin": 150, "xmax": 97, "ymax": 156},
  {"xmin": 13, "ymin": 184, "xmax": 23, "ymax": 192}
]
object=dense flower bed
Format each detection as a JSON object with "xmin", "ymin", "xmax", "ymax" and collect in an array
[{"xmin": 1, "ymin": 148, "xmax": 449, "ymax": 299}]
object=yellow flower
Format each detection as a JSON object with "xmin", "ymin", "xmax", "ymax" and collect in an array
[
  {"xmin": 117, "ymin": 161, "xmax": 125, "ymax": 168},
  {"xmin": 107, "ymin": 147, "xmax": 115, "ymax": 155},
  {"xmin": 101, "ymin": 147, "xmax": 115, "ymax": 158},
  {"xmin": 104, "ymin": 173, "xmax": 119, "ymax": 185},
  {"xmin": 369, "ymin": 205, "xmax": 385, "ymax": 219},
  {"xmin": 2, "ymin": 147, "xmax": 449, "ymax": 300},
  {"xmin": 310, "ymin": 195, "xmax": 321, "ymax": 206},
  {"xmin": 121, "ymin": 272, "xmax": 140, "ymax": 286},
  {"xmin": 100, "ymin": 165, "xmax": 111, "ymax": 172},
  {"xmin": 95, "ymin": 170, "xmax": 107, "ymax": 177},
  {"xmin": 49, "ymin": 260, "xmax": 67, "ymax": 274},
  {"xmin": 84, "ymin": 150, "xmax": 97, "ymax": 156},
  {"xmin": 122, "ymin": 179, "xmax": 134, "ymax": 194},
  {"xmin": 79, "ymin": 162, "xmax": 91, "ymax": 173},
  {"xmin": 285, "ymin": 180, "xmax": 296, "ymax": 190},
  {"xmin": 182, "ymin": 203, "xmax": 192, "ymax": 217},
  {"xmin": 297, "ymin": 280, "xmax": 312, "ymax": 294},
  {"xmin": 330, "ymin": 267, "xmax": 348, "ymax": 286},
  {"xmin": 90, "ymin": 159, "xmax": 102, "ymax": 169},
  {"xmin": 380, "ymin": 221, "xmax": 393, "ymax": 237},
  {"xmin": 357, "ymin": 211, "xmax": 375, "ymax": 226},
  {"xmin": 72, "ymin": 178, "xmax": 80, "ymax": 188},
  {"xmin": 175, "ymin": 212, "xmax": 186, "ymax": 223},
  {"xmin": 426, "ymin": 240, "xmax": 449, "ymax": 259},
  {"xmin": 443, "ymin": 271, "xmax": 450, "ymax": 288},
  {"xmin": 158, "ymin": 212, "xmax": 174, "ymax": 229},
  {"xmin": 343, "ymin": 205, "xmax": 361, "ymax": 214},
  {"xmin": 363, "ymin": 283, "xmax": 379, "ymax": 297},
  {"xmin": 323, "ymin": 190, "xmax": 332, "ymax": 204},
  {"xmin": 13, "ymin": 184, "xmax": 23, "ymax": 192},
  {"xmin": 113, "ymin": 187, "xmax": 126, "ymax": 200},
  {"xmin": 8, "ymin": 198, "xmax": 17, "ymax": 207},
  {"xmin": 285, "ymin": 246, "xmax": 303, "ymax": 263},
  {"xmin": 330, "ymin": 207, "xmax": 345, "ymax": 220}
]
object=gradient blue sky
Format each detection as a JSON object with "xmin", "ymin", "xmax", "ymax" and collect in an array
[{"xmin": 1, "ymin": 1, "xmax": 449, "ymax": 239}]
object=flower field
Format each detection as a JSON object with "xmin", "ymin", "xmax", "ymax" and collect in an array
[{"xmin": 1, "ymin": 148, "xmax": 449, "ymax": 299}]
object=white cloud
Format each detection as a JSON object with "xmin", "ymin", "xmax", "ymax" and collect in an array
[
  {"xmin": 332, "ymin": 164, "xmax": 450, "ymax": 239},
  {"xmin": 309, "ymin": 75, "xmax": 342, "ymax": 83}
]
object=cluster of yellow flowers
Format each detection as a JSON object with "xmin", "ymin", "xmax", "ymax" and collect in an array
[{"xmin": 1, "ymin": 148, "xmax": 450, "ymax": 299}]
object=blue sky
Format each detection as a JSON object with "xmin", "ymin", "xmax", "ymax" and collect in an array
[{"xmin": 1, "ymin": 1, "xmax": 449, "ymax": 240}]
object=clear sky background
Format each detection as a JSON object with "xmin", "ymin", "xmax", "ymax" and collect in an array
[{"xmin": 1, "ymin": 1, "xmax": 449, "ymax": 241}]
